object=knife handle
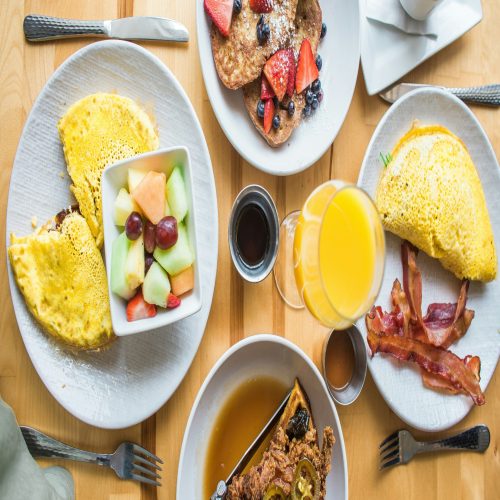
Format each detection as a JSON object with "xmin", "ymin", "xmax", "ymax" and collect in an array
[
  {"xmin": 448, "ymin": 84, "xmax": 500, "ymax": 107},
  {"xmin": 24, "ymin": 15, "xmax": 106, "ymax": 42}
]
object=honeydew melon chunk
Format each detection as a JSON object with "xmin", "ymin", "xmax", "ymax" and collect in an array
[
  {"xmin": 164, "ymin": 196, "xmax": 171, "ymax": 217},
  {"xmin": 114, "ymin": 188, "xmax": 140, "ymax": 226},
  {"xmin": 143, "ymin": 262, "xmax": 171, "ymax": 307},
  {"xmin": 125, "ymin": 234, "xmax": 145, "ymax": 290},
  {"xmin": 128, "ymin": 168, "xmax": 147, "ymax": 193},
  {"xmin": 154, "ymin": 222, "xmax": 193, "ymax": 275},
  {"xmin": 166, "ymin": 166, "xmax": 188, "ymax": 222},
  {"xmin": 111, "ymin": 231, "xmax": 135, "ymax": 300}
]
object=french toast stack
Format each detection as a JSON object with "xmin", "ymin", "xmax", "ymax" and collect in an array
[{"xmin": 205, "ymin": 0, "xmax": 323, "ymax": 146}]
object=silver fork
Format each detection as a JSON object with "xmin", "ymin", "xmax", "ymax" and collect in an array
[
  {"xmin": 20, "ymin": 426, "xmax": 163, "ymax": 486},
  {"xmin": 379, "ymin": 424, "xmax": 490, "ymax": 470}
]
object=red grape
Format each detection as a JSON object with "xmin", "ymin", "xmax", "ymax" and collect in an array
[
  {"xmin": 145, "ymin": 254, "xmax": 154, "ymax": 274},
  {"xmin": 144, "ymin": 220, "xmax": 156, "ymax": 253},
  {"xmin": 125, "ymin": 212, "xmax": 143, "ymax": 240},
  {"xmin": 155, "ymin": 216, "xmax": 178, "ymax": 250}
]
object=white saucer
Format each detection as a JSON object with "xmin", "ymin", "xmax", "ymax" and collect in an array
[{"xmin": 360, "ymin": 0, "xmax": 483, "ymax": 96}]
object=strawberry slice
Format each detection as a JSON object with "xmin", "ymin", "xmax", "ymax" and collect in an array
[
  {"xmin": 295, "ymin": 39, "xmax": 319, "ymax": 94},
  {"xmin": 167, "ymin": 293, "xmax": 181, "ymax": 309},
  {"xmin": 250, "ymin": 0, "xmax": 273, "ymax": 13},
  {"xmin": 126, "ymin": 290, "xmax": 157, "ymax": 322},
  {"xmin": 261, "ymin": 74, "xmax": 275, "ymax": 100},
  {"xmin": 263, "ymin": 49, "xmax": 289, "ymax": 101},
  {"xmin": 285, "ymin": 48, "xmax": 296, "ymax": 98},
  {"xmin": 263, "ymin": 99, "xmax": 275, "ymax": 134},
  {"xmin": 204, "ymin": 0, "xmax": 233, "ymax": 37}
]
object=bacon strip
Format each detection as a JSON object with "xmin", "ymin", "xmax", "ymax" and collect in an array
[{"xmin": 367, "ymin": 327, "xmax": 485, "ymax": 406}]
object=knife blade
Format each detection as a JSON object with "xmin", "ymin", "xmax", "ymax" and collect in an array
[
  {"xmin": 379, "ymin": 83, "xmax": 500, "ymax": 107},
  {"xmin": 24, "ymin": 15, "xmax": 189, "ymax": 43}
]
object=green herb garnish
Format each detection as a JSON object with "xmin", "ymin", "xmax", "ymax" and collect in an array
[{"xmin": 379, "ymin": 152, "xmax": 393, "ymax": 168}]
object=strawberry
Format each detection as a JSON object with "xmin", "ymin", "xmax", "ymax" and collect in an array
[
  {"xmin": 167, "ymin": 293, "xmax": 181, "ymax": 309},
  {"xmin": 204, "ymin": 0, "xmax": 233, "ymax": 37},
  {"xmin": 250, "ymin": 0, "xmax": 273, "ymax": 13},
  {"xmin": 285, "ymin": 48, "xmax": 296, "ymax": 98},
  {"xmin": 263, "ymin": 99, "xmax": 275, "ymax": 134},
  {"xmin": 126, "ymin": 290, "xmax": 157, "ymax": 322},
  {"xmin": 261, "ymin": 74, "xmax": 275, "ymax": 100},
  {"xmin": 263, "ymin": 49, "xmax": 290, "ymax": 101},
  {"xmin": 295, "ymin": 39, "xmax": 319, "ymax": 94}
]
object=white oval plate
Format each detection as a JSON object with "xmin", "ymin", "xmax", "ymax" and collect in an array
[
  {"xmin": 357, "ymin": 88, "xmax": 500, "ymax": 432},
  {"xmin": 177, "ymin": 334, "xmax": 347, "ymax": 499},
  {"xmin": 6, "ymin": 40, "xmax": 218, "ymax": 429},
  {"xmin": 196, "ymin": 0, "xmax": 360, "ymax": 176}
]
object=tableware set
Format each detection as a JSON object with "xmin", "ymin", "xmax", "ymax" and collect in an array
[{"xmin": 6, "ymin": 3, "xmax": 499, "ymax": 496}]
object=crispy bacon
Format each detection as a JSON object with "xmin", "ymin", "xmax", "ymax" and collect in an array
[{"xmin": 367, "ymin": 328, "xmax": 485, "ymax": 406}]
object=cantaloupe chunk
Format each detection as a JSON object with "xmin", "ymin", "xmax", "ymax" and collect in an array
[
  {"xmin": 170, "ymin": 265, "xmax": 194, "ymax": 296},
  {"xmin": 132, "ymin": 171, "xmax": 165, "ymax": 224}
]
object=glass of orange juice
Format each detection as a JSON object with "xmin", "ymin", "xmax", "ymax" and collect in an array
[{"xmin": 273, "ymin": 180, "xmax": 385, "ymax": 329}]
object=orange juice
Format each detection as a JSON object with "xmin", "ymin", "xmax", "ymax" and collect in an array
[{"xmin": 293, "ymin": 181, "xmax": 384, "ymax": 328}]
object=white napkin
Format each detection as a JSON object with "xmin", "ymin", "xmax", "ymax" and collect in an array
[
  {"xmin": 0, "ymin": 396, "xmax": 74, "ymax": 500},
  {"xmin": 366, "ymin": 0, "xmax": 439, "ymax": 38}
]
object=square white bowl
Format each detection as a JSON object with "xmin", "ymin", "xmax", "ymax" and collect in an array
[{"xmin": 102, "ymin": 146, "xmax": 202, "ymax": 336}]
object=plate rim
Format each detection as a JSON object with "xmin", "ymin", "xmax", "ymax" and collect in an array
[
  {"xmin": 357, "ymin": 86, "xmax": 500, "ymax": 431},
  {"xmin": 195, "ymin": 0, "xmax": 361, "ymax": 176},
  {"xmin": 176, "ymin": 333, "xmax": 348, "ymax": 499},
  {"xmin": 5, "ymin": 39, "xmax": 219, "ymax": 429}
]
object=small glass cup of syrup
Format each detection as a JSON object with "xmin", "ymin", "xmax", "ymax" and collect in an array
[
  {"xmin": 229, "ymin": 185, "xmax": 279, "ymax": 283},
  {"xmin": 322, "ymin": 326, "xmax": 367, "ymax": 405}
]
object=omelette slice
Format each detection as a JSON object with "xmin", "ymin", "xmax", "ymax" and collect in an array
[
  {"xmin": 376, "ymin": 124, "xmax": 497, "ymax": 282},
  {"xmin": 8, "ymin": 211, "xmax": 113, "ymax": 349},
  {"xmin": 58, "ymin": 93, "xmax": 159, "ymax": 248}
]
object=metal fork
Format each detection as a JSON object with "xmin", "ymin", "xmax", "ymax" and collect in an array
[
  {"xmin": 20, "ymin": 426, "xmax": 163, "ymax": 486},
  {"xmin": 379, "ymin": 424, "xmax": 490, "ymax": 470}
]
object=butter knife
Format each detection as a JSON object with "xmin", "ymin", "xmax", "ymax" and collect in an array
[
  {"xmin": 380, "ymin": 83, "xmax": 500, "ymax": 107},
  {"xmin": 24, "ymin": 14, "xmax": 189, "ymax": 43}
]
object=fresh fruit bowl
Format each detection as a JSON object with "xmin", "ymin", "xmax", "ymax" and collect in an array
[{"xmin": 102, "ymin": 146, "xmax": 202, "ymax": 336}]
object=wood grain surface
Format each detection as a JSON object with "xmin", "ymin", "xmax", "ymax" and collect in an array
[{"xmin": 1, "ymin": 1, "xmax": 499, "ymax": 499}]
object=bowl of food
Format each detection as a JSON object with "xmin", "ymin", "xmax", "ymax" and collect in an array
[
  {"xmin": 177, "ymin": 334, "xmax": 347, "ymax": 499},
  {"xmin": 101, "ymin": 146, "xmax": 202, "ymax": 336}
]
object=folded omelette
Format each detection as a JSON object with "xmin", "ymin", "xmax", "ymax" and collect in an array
[
  {"xmin": 376, "ymin": 124, "xmax": 497, "ymax": 282},
  {"xmin": 58, "ymin": 93, "xmax": 159, "ymax": 248},
  {"xmin": 8, "ymin": 211, "xmax": 113, "ymax": 349}
]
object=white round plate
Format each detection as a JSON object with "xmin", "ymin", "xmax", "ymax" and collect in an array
[
  {"xmin": 196, "ymin": 0, "xmax": 360, "ymax": 176},
  {"xmin": 357, "ymin": 88, "xmax": 500, "ymax": 432},
  {"xmin": 177, "ymin": 334, "xmax": 347, "ymax": 499},
  {"xmin": 6, "ymin": 40, "xmax": 218, "ymax": 429}
]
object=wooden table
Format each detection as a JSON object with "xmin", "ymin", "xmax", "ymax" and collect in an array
[{"xmin": 1, "ymin": 1, "xmax": 499, "ymax": 499}]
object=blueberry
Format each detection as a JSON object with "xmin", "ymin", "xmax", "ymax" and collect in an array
[
  {"xmin": 303, "ymin": 104, "xmax": 312, "ymax": 117},
  {"xmin": 233, "ymin": 0, "xmax": 242, "ymax": 14},
  {"xmin": 273, "ymin": 96, "xmax": 279, "ymax": 108},
  {"xmin": 272, "ymin": 114, "xmax": 281, "ymax": 129},
  {"xmin": 288, "ymin": 100, "xmax": 295, "ymax": 116},
  {"xmin": 305, "ymin": 89, "xmax": 314, "ymax": 105},
  {"xmin": 312, "ymin": 96, "xmax": 319, "ymax": 110},
  {"xmin": 257, "ymin": 100, "xmax": 265, "ymax": 118},
  {"xmin": 321, "ymin": 22, "xmax": 327, "ymax": 39},
  {"xmin": 257, "ymin": 15, "xmax": 270, "ymax": 44},
  {"xmin": 311, "ymin": 79, "xmax": 321, "ymax": 93},
  {"xmin": 317, "ymin": 90, "xmax": 324, "ymax": 103},
  {"xmin": 315, "ymin": 54, "xmax": 322, "ymax": 71}
]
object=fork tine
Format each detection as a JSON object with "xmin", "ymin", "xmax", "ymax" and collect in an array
[
  {"xmin": 133, "ymin": 463, "xmax": 162, "ymax": 480},
  {"xmin": 132, "ymin": 444, "xmax": 164, "ymax": 464},
  {"xmin": 379, "ymin": 431, "xmax": 398, "ymax": 449},
  {"xmin": 380, "ymin": 456, "xmax": 401, "ymax": 471},
  {"xmin": 380, "ymin": 445, "xmax": 399, "ymax": 463},
  {"xmin": 134, "ymin": 454, "xmax": 162, "ymax": 471},
  {"xmin": 131, "ymin": 473, "xmax": 161, "ymax": 487},
  {"xmin": 380, "ymin": 435, "xmax": 399, "ymax": 455}
]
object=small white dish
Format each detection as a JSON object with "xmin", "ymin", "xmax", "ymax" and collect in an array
[
  {"xmin": 196, "ymin": 0, "xmax": 360, "ymax": 176},
  {"xmin": 360, "ymin": 0, "xmax": 483, "ymax": 96},
  {"xmin": 177, "ymin": 334, "xmax": 348, "ymax": 500},
  {"xmin": 102, "ymin": 146, "xmax": 202, "ymax": 336},
  {"xmin": 357, "ymin": 87, "xmax": 500, "ymax": 431}
]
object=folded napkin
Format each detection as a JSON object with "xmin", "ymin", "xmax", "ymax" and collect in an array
[
  {"xmin": 0, "ymin": 396, "xmax": 74, "ymax": 500},
  {"xmin": 366, "ymin": 0, "xmax": 439, "ymax": 37}
]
